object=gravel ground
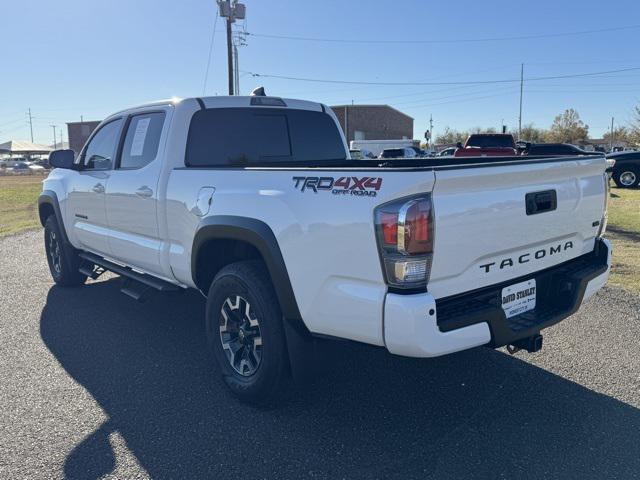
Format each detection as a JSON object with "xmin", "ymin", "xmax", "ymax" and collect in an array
[{"xmin": 1, "ymin": 230, "xmax": 639, "ymax": 480}]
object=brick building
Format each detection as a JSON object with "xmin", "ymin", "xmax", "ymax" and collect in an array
[
  {"xmin": 67, "ymin": 120, "xmax": 101, "ymax": 155},
  {"xmin": 330, "ymin": 105, "xmax": 414, "ymax": 144}
]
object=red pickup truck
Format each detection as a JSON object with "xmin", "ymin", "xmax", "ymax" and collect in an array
[{"xmin": 454, "ymin": 133, "xmax": 518, "ymax": 157}]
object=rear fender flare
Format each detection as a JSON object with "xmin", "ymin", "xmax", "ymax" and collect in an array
[{"xmin": 191, "ymin": 216, "xmax": 302, "ymax": 321}]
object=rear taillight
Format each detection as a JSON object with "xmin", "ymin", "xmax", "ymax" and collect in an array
[
  {"xmin": 375, "ymin": 195, "xmax": 434, "ymax": 289},
  {"xmin": 598, "ymin": 171, "xmax": 610, "ymax": 238}
]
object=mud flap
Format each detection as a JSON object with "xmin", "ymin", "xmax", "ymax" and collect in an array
[{"xmin": 282, "ymin": 318, "xmax": 319, "ymax": 384}]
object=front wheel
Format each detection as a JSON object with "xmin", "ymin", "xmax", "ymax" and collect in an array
[
  {"xmin": 613, "ymin": 167, "xmax": 639, "ymax": 188},
  {"xmin": 44, "ymin": 216, "xmax": 87, "ymax": 286},
  {"xmin": 205, "ymin": 261, "xmax": 289, "ymax": 403}
]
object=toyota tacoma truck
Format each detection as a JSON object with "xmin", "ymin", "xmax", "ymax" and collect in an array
[{"xmin": 39, "ymin": 93, "xmax": 612, "ymax": 402}]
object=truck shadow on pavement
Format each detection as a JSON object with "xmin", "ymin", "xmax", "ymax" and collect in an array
[{"xmin": 40, "ymin": 279, "xmax": 640, "ymax": 480}]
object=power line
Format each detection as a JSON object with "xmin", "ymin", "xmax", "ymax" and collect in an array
[
  {"xmin": 27, "ymin": 108, "xmax": 34, "ymax": 143},
  {"xmin": 245, "ymin": 24, "xmax": 640, "ymax": 45},
  {"xmin": 0, "ymin": 118, "xmax": 26, "ymax": 128},
  {"xmin": 247, "ymin": 66, "xmax": 640, "ymax": 87},
  {"xmin": 519, "ymin": 63, "xmax": 524, "ymax": 140},
  {"xmin": 202, "ymin": 8, "xmax": 220, "ymax": 95},
  {"xmin": 401, "ymin": 90, "xmax": 520, "ymax": 110}
]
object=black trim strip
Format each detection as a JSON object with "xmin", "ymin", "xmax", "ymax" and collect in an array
[
  {"xmin": 195, "ymin": 98, "xmax": 206, "ymax": 110},
  {"xmin": 175, "ymin": 154, "xmax": 604, "ymax": 173}
]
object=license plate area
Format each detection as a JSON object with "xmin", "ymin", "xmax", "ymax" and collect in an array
[{"xmin": 501, "ymin": 279, "xmax": 536, "ymax": 319}]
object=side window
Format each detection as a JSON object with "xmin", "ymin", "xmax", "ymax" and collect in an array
[
  {"xmin": 120, "ymin": 112, "xmax": 166, "ymax": 169},
  {"xmin": 82, "ymin": 119, "xmax": 123, "ymax": 170}
]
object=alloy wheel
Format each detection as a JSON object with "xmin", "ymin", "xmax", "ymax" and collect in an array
[
  {"xmin": 620, "ymin": 171, "xmax": 637, "ymax": 187},
  {"xmin": 219, "ymin": 295, "xmax": 263, "ymax": 376},
  {"xmin": 48, "ymin": 230, "xmax": 62, "ymax": 274}
]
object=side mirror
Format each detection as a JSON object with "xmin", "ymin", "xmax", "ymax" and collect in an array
[
  {"xmin": 49, "ymin": 149, "xmax": 76, "ymax": 169},
  {"xmin": 456, "ymin": 142, "xmax": 463, "ymax": 149}
]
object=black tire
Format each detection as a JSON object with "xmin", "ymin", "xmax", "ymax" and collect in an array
[
  {"xmin": 44, "ymin": 215, "xmax": 87, "ymax": 287},
  {"xmin": 613, "ymin": 167, "xmax": 640, "ymax": 188},
  {"xmin": 205, "ymin": 260, "xmax": 289, "ymax": 403}
]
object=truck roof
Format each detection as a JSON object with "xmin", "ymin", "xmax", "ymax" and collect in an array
[{"xmin": 109, "ymin": 96, "xmax": 325, "ymax": 118}]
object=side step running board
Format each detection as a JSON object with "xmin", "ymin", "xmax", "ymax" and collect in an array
[{"xmin": 78, "ymin": 252, "xmax": 181, "ymax": 300}]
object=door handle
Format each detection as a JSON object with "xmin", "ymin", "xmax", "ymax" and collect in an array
[
  {"xmin": 135, "ymin": 186, "xmax": 153, "ymax": 198},
  {"xmin": 92, "ymin": 183, "xmax": 105, "ymax": 194},
  {"xmin": 526, "ymin": 190, "xmax": 557, "ymax": 215}
]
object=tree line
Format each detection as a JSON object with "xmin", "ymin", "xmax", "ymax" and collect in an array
[{"xmin": 434, "ymin": 106, "xmax": 640, "ymax": 146}]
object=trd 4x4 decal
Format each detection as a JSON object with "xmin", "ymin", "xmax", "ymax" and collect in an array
[{"xmin": 292, "ymin": 176, "xmax": 382, "ymax": 197}]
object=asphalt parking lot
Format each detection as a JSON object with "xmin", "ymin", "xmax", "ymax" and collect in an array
[{"xmin": 1, "ymin": 230, "xmax": 640, "ymax": 479}]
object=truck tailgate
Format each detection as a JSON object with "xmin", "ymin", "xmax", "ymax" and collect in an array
[{"xmin": 428, "ymin": 156, "xmax": 606, "ymax": 299}]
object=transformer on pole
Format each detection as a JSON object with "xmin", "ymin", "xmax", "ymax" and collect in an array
[{"xmin": 217, "ymin": 0, "xmax": 246, "ymax": 95}]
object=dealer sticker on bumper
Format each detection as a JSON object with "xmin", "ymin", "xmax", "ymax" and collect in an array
[{"xmin": 501, "ymin": 279, "xmax": 536, "ymax": 319}]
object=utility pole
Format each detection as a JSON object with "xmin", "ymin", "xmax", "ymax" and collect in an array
[
  {"xmin": 233, "ymin": 44, "xmax": 239, "ymax": 94},
  {"xmin": 518, "ymin": 63, "xmax": 524, "ymax": 140},
  {"xmin": 28, "ymin": 108, "xmax": 34, "ymax": 142},
  {"xmin": 610, "ymin": 117, "xmax": 615, "ymax": 152},
  {"xmin": 217, "ymin": 0, "xmax": 246, "ymax": 96},
  {"xmin": 225, "ymin": 10, "xmax": 233, "ymax": 95},
  {"xmin": 429, "ymin": 114, "xmax": 434, "ymax": 149},
  {"xmin": 50, "ymin": 125, "xmax": 57, "ymax": 149},
  {"xmin": 344, "ymin": 106, "xmax": 349, "ymax": 143},
  {"xmin": 60, "ymin": 130, "xmax": 64, "ymax": 149}
]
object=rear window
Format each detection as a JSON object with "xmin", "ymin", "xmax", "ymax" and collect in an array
[
  {"xmin": 466, "ymin": 135, "xmax": 515, "ymax": 149},
  {"xmin": 381, "ymin": 149, "xmax": 405, "ymax": 158},
  {"xmin": 185, "ymin": 108, "xmax": 346, "ymax": 166}
]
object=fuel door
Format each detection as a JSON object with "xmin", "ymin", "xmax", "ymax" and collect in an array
[{"xmin": 192, "ymin": 187, "xmax": 215, "ymax": 217}]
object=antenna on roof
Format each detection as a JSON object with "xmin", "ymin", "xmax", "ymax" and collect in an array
[{"xmin": 250, "ymin": 86, "xmax": 266, "ymax": 96}]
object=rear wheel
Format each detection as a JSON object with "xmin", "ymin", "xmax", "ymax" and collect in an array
[
  {"xmin": 205, "ymin": 260, "xmax": 289, "ymax": 403},
  {"xmin": 613, "ymin": 167, "xmax": 639, "ymax": 188},
  {"xmin": 44, "ymin": 216, "xmax": 87, "ymax": 286}
]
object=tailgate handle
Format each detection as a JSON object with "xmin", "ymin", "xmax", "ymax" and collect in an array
[{"xmin": 526, "ymin": 190, "xmax": 557, "ymax": 215}]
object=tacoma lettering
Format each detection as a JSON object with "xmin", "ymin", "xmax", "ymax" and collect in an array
[{"xmin": 480, "ymin": 242, "xmax": 574, "ymax": 273}]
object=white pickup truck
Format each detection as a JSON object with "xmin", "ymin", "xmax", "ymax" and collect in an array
[{"xmin": 40, "ymin": 93, "xmax": 612, "ymax": 402}]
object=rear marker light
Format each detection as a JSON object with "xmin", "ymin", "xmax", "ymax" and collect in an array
[{"xmin": 375, "ymin": 195, "xmax": 434, "ymax": 290}]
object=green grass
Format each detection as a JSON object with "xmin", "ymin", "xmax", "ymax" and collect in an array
[
  {"xmin": 0, "ymin": 175, "xmax": 44, "ymax": 237},
  {"xmin": 0, "ymin": 173, "xmax": 638, "ymax": 294},
  {"xmin": 606, "ymin": 187, "xmax": 640, "ymax": 294}
]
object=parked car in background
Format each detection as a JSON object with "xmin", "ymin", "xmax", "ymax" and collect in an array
[
  {"xmin": 349, "ymin": 149, "xmax": 375, "ymax": 159},
  {"xmin": 4, "ymin": 157, "xmax": 28, "ymax": 167},
  {"xmin": 8, "ymin": 162, "xmax": 32, "ymax": 174},
  {"xmin": 438, "ymin": 147, "xmax": 457, "ymax": 157},
  {"xmin": 350, "ymin": 139, "xmax": 414, "ymax": 157},
  {"xmin": 410, "ymin": 147, "xmax": 428, "ymax": 157},
  {"xmin": 606, "ymin": 150, "xmax": 640, "ymax": 188},
  {"xmin": 379, "ymin": 147, "xmax": 417, "ymax": 159},
  {"xmin": 349, "ymin": 149, "xmax": 365, "ymax": 159},
  {"xmin": 524, "ymin": 143, "xmax": 594, "ymax": 156},
  {"xmin": 454, "ymin": 133, "xmax": 518, "ymax": 157}
]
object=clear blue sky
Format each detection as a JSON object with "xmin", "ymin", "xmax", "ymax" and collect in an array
[{"xmin": 1, "ymin": 0, "xmax": 639, "ymax": 145}]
